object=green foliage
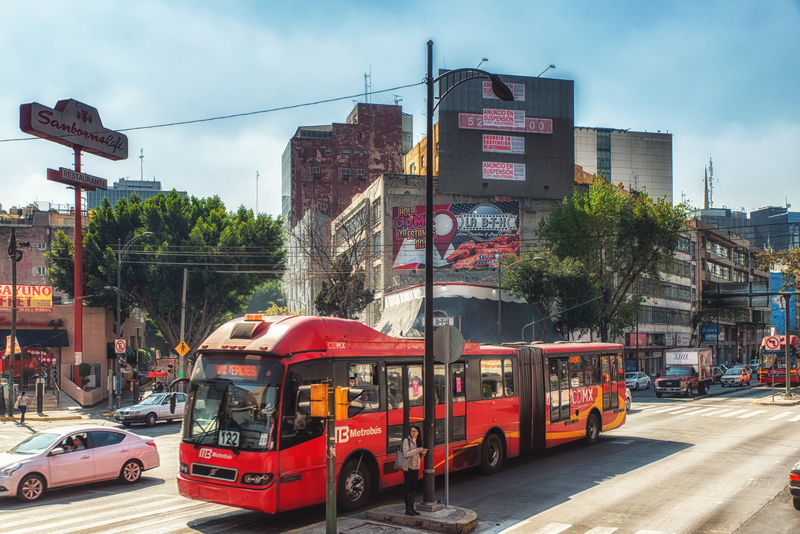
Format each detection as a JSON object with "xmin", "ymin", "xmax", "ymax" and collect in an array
[
  {"xmin": 245, "ymin": 281, "xmax": 284, "ymax": 314},
  {"xmin": 502, "ymin": 247, "xmax": 596, "ymax": 341},
  {"xmin": 78, "ymin": 363, "xmax": 91, "ymax": 388},
  {"xmin": 314, "ymin": 253, "xmax": 374, "ymax": 318},
  {"xmin": 537, "ymin": 180, "xmax": 688, "ymax": 341},
  {"xmin": 46, "ymin": 192, "xmax": 287, "ymax": 356},
  {"xmin": 756, "ymin": 249, "xmax": 800, "ymax": 291},
  {"xmin": 262, "ymin": 302, "xmax": 303, "ymax": 316}
]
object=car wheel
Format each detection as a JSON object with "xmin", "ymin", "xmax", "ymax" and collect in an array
[
  {"xmin": 656, "ymin": 391, "xmax": 662, "ymax": 398},
  {"xmin": 338, "ymin": 458, "xmax": 371, "ymax": 511},
  {"xmin": 479, "ymin": 434, "xmax": 504, "ymax": 475},
  {"xmin": 145, "ymin": 413, "xmax": 157, "ymax": 427},
  {"xmin": 793, "ymin": 496, "xmax": 800, "ymax": 511},
  {"xmin": 120, "ymin": 460, "xmax": 142, "ymax": 484},
  {"xmin": 634, "ymin": 382, "xmax": 639, "ymax": 391},
  {"xmin": 626, "ymin": 397, "xmax": 631, "ymax": 411},
  {"xmin": 165, "ymin": 419, "xmax": 173, "ymax": 423},
  {"xmin": 646, "ymin": 380, "xmax": 650, "ymax": 390},
  {"xmin": 685, "ymin": 387, "xmax": 692, "ymax": 398},
  {"xmin": 17, "ymin": 473, "xmax": 46, "ymax": 502}
]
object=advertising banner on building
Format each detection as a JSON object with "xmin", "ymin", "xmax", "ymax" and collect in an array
[
  {"xmin": 483, "ymin": 162, "xmax": 525, "ymax": 181},
  {"xmin": 483, "ymin": 134, "xmax": 524, "ymax": 154},
  {"xmin": 0, "ymin": 285, "xmax": 53, "ymax": 313},
  {"xmin": 483, "ymin": 109, "xmax": 526, "ymax": 129},
  {"xmin": 392, "ymin": 201, "xmax": 520, "ymax": 269},
  {"xmin": 483, "ymin": 80, "xmax": 525, "ymax": 101}
]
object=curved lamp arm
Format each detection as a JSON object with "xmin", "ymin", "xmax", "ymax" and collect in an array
[{"xmin": 429, "ymin": 68, "xmax": 514, "ymax": 112}]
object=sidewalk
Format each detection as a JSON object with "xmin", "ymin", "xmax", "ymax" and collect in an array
[
  {"xmin": 288, "ymin": 504, "xmax": 477, "ymax": 534},
  {"xmin": 0, "ymin": 386, "xmax": 140, "ymax": 422}
]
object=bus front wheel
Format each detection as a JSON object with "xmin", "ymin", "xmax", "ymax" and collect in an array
[
  {"xmin": 479, "ymin": 434, "xmax": 504, "ymax": 475},
  {"xmin": 339, "ymin": 458, "xmax": 371, "ymax": 511}
]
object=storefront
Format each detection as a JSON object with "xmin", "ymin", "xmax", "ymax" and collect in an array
[{"xmin": 1, "ymin": 329, "xmax": 69, "ymax": 387}]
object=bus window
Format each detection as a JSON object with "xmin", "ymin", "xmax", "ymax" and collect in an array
[
  {"xmin": 452, "ymin": 363, "xmax": 465, "ymax": 402},
  {"xmin": 408, "ymin": 365, "xmax": 423, "ymax": 407},
  {"xmin": 349, "ymin": 363, "xmax": 380, "ymax": 413},
  {"xmin": 481, "ymin": 359, "xmax": 503, "ymax": 398},
  {"xmin": 569, "ymin": 357, "xmax": 584, "ymax": 388},
  {"xmin": 559, "ymin": 359, "xmax": 570, "ymax": 420},
  {"xmin": 280, "ymin": 367, "xmax": 328, "ymax": 450},
  {"xmin": 504, "ymin": 359, "xmax": 515, "ymax": 396},
  {"xmin": 387, "ymin": 366, "xmax": 403, "ymax": 410},
  {"xmin": 584, "ymin": 355, "xmax": 600, "ymax": 385},
  {"xmin": 549, "ymin": 358, "xmax": 560, "ymax": 422},
  {"xmin": 435, "ymin": 364, "xmax": 445, "ymax": 404}
]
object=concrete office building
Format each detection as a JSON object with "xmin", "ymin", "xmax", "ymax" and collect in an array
[{"xmin": 86, "ymin": 179, "xmax": 186, "ymax": 210}]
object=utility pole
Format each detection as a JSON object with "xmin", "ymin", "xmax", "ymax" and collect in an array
[
  {"xmin": 6, "ymin": 228, "xmax": 29, "ymax": 415},
  {"xmin": 180, "ymin": 268, "xmax": 187, "ymax": 389}
]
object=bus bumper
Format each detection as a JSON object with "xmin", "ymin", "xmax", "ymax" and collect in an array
[{"xmin": 177, "ymin": 473, "xmax": 278, "ymax": 514}]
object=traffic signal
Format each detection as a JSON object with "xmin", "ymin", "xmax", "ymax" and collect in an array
[
  {"xmin": 335, "ymin": 387, "xmax": 364, "ymax": 421},
  {"xmin": 168, "ymin": 362, "xmax": 175, "ymax": 374},
  {"xmin": 298, "ymin": 383, "xmax": 329, "ymax": 418}
]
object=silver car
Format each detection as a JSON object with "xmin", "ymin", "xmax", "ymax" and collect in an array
[
  {"xmin": 0, "ymin": 425, "xmax": 160, "ymax": 502},
  {"xmin": 625, "ymin": 371, "xmax": 651, "ymax": 390},
  {"xmin": 114, "ymin": 392, "xmax": 187, "ymax": 427}
]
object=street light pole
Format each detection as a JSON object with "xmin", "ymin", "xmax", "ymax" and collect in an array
[
  {"xmin": 421, "ymin": 40, "xmax": 513, "ymax": 509},
  {"xmin": 111, "ymin": 231, "xmax": 152, "ymax": 410}
]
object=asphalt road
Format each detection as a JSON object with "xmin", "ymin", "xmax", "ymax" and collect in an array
[{"xmin": 1, "ymin": 383, "xmax": 799, "ymax": 533}]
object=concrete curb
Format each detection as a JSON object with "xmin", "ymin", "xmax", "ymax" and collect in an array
[
  {"xmin": 0, "ymin": 415, "xmax": 85, "ymax": 422},
  {"xmin": 366, "ymin": 504, "xmax": 478, "ymax": 534}
]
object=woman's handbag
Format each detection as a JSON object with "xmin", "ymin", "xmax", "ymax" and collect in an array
[
  {"xmin": 394, "ymin": 439, "xmax": 409, "ymax": 471},
  {"xmin": 14, "ymin": 397, "xmax": 20, "ymax": 410}
]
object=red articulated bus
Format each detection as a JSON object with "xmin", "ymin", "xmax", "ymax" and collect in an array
[
  {"xmin": 759, "ymin": 335, "xmax": 800, "ymax": 385},
  {"xmin": 176, "ymin": 315, "xmax": 626, "ymax": 513}
]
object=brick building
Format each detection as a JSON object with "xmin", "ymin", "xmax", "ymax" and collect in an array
[{"xmin": 281, "ymin": 103, "xmax": 412, "ymax": 228}]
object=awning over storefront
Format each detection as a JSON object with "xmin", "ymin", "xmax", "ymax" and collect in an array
[{"xmin": 0, "ymin": 329, "xmax": 69, "ymax": 350}]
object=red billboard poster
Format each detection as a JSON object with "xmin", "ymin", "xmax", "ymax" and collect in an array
[
  {"xmin": 483, "ymin": 162, "xmax": 525, "ymax": 181},
  {"xmin": 482, "ymin": 80, "xmax": 526, "ymax": 101},
  {"xmin": 391, "ymin": 201, "xmax": 520, "ymax": 269},
  {"xmin": 483, "ymin": 134, "xmax": 524, "ymax": 154}
]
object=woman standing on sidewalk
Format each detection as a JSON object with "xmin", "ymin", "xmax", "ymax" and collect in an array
[
  {"xmin": 400, "ymin": 425, "xmax": 427, "ymax": 516},
  {"xmin": 16, "ymin": 391, "xmax": 33, "ymax": 424}
]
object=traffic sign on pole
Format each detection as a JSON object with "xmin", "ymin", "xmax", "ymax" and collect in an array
[
  {"xmin": 114, "ymin": 339, "xmax": 127, "ymax": 354},
  {"xmin": 764, "ymin": 336, "xmax": 780, "ymax": 350}
]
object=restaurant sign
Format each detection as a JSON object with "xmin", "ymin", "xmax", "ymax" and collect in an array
[{"xmin": 0, "ymin": 285, "xmax": 53, "ymax": 313}]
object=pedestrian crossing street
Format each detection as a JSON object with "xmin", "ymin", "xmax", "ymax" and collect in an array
[
  {"xmin": 630, "ymin": 397, "xmax": 800, "ymax": 422},
  {"xmin": 497, "ymin": 522, "xmax": 678, "ymax": 534}
]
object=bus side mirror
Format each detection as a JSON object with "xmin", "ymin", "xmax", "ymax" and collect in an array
[{"xmin": 170, "ymin": 393, "xmax": 177, "ymax": 414}]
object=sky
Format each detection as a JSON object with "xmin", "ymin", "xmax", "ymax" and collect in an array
[{"xmin": 2, "ymin": 0, "xmax": 799, "ymax": 219}]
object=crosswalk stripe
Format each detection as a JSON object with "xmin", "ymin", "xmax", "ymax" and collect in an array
[
  {"xmin": 86, "ymin": 504, "xmax": 234, "ymax": 534},
  {"xmin": 648, "ymin": 406, "xmax": 693, "ymax": 414},
  {"xmin": 496, "ymin": 520, "xmax": 531, "ymax": 534},
  {"xmin": 633, "ymin": 531, "xmax": 669, "ymax": 534},
  {"xmin": 702, "ymin": 409, "xmax": 734, "ymax": 416},
  {"xmin": 768, "ymin": 412, "xmax": 793, "ymax": 420},
  {"xmin": 788, "ymin": 414, "xmax": 800, "ymax": 422},
  {"xmin": 585, "ymin": 527, "xmax": 619, "ymax": 534},
  {"xmin": 738, "ymin": 411, "xmax": 765, "ymax": 419},
  {"xmin": 0, "ymin": 493, "xmax": 170, "ymax": 529},
  {"xmin": 681, "ymin": 407, "xmax": 719, "ymax": 416},
  {"xmin": 3, "ymin": 497, "xmax": 203, "ymax": 534},
  {"xmin": 531, "ymin": 523, "xmax": 572, "ymax": 534},
  {"xmin": 719, "ymin": 409, "xmax": 750, "ymax": 418}
]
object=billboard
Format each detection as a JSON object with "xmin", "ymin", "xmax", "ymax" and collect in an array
[
  {"xmin": 392, "ymin": 201, "xmax": 520, "ymax": 269},
  {"xmin": 437, "ymin": 72, "xmax": 574, "ymax": 199},
  {"xmin": 0, "ymin": 285, "xmax": 53, "ymax": 313}
]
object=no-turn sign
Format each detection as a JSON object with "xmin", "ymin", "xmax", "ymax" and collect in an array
[
  {"xmin": 764, "ymin": 336, "xmax": 780, "ymax": 350},
  {"xmin": 115, "ymin": 339, "xmax": 127, "ymax": 354}
]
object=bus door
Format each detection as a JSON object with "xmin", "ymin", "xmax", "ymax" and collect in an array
[
  {"xmin": 386, "ymin": 363, "xmax": 424, "ymax": 459},
  {"xmin": 547, "ymin": 358, "xmax": 570, "ymax": 424},
  {"xmin": 434, "ymin": 362, "xmax": 467, "ymax": 446},
  {"xmin": 600, "ymin": 354, "xmax": 618, "ymax": 411}
]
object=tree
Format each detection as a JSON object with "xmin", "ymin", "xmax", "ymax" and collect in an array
[
  {"xmin": 502, "ymin": 247, "xmax": 597, "ymax": 341},
  {"xmin": 46, "ymin": 192, "xmax": 286, "ymax": 359},
  {"xmin": 537, "ymin": 179, "xmax": 688, "ymax": 341},
  {"xmin": 756, "ymin": 249, "xmax": 800, "ymax": 291},
  {"xmin": 314, "ymin": 253, "xmax": 374, "ymax": 318}
]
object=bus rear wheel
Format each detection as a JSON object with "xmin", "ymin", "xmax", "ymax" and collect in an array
[
  {"xmin": 586, "ymin": 413, "xmax": 601, "ymax": 446},
  {"xmin": 338, "ymin": 458, "xmax": 371, "ymax": 512},
  {"xmin": 479, "ymin": 434, "xmax": 504, "ymax": 475}
]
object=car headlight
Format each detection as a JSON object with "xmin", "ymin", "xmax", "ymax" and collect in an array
[
  {"xmin": 129, "ymin": 411, "xmax": 141, "ymax": 415},
  {"xmin": 0, "ymin": 463, "xmax": 22, "ymax": 477}
]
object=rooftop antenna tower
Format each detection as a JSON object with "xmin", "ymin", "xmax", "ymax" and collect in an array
[
  {"xmin": 256, "ymin": 171, "xmax": 259, "ymax": 214},
  {"xmin": 708, "ymin": 156, "xmax": 715, "ymax": 208},
  {"xmin": 364, "ymin": 66, "xmax": 372, "ymax": 103},
  {"xmin": 392, "ymin": 94, "xmax": 403, "ymax": 106}
]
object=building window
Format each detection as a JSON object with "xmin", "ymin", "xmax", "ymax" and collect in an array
[
  {"xmin": 707, "ymin": 241, "xmax": 729, "ymax": 259},
  {"xmin": 325, "ymin": 148, "xmax": 332, "ymax": 155},
  {"xmin": 421, "ymin": 155, "xmax": 425, "ymax": 168},
  {"xmin": 320, "ymin": 203, "xmax": 328, "ymax": 212},
  {"xmin": 340, "ymin": 149, "xmax": 351, "ymax": 156},
  {"xmin": 36, "ymin": 267, "xmax": 47, "ymax": 276},
  {"xmin": 372, "ymin": 200, "xmax": 381, "ymax": 224},
  {"xmin": 312, "ymin": 167, "xmax": 320, "ymax": 174},
  {"xmin": 341, "ymin": 168, "xmax": 351, "ymax": 179},
  {"xmin": 362, "ymin": 151, "xmax": 368, "ymax": 158},
  {"xmin": 360, "ymin": 133, "xmax": 365, "ymax": 139},
  {"xmin": 708, "ymin": 262, "xmax": 730, "ymax": 280},
  {"xmin": 374, "ymin": 231, "xmax": 381, "ymax": 254},
  {"xmin": 37, "ymin": 243, "xmax": 47, "ymax": 250}
]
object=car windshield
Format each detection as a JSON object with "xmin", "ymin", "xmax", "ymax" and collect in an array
[
  {"xmin": 664, "ymin": 367, "xmax": 691, "ymax": 376},
  {"xmin": 184, "ymin": 357, "xmax": 283, "ymax": 452},
  {"xmin": 625, "ymin": 373, "xmax": 636, "ymax": 379},
  {"xmin": 8, "ymin": 432, "xmax": 60, "ymax": 455},
  {"xmin": 141, "ymin": 394, "xmax": 166, "ymax": 405},
  {"xmin": 724, "ymin": 369, "xmax": 741, "ymax": 375}
]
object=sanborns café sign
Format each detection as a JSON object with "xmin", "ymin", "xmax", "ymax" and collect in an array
[{"xmin": 20, "ymin": 99, "xmax": 128, "ymax": 161}]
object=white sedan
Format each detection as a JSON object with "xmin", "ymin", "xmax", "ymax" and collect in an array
[
  {"xmin": 114, "ymin": 392, "xmax": 186, "ymax": 427},
  {"xmin": 625, "ymin": 371, "xmax": 651, "ymax": 390},
  {"xmin": 0, "ymin": 425, "xmax": 160, "ymax": 502}
]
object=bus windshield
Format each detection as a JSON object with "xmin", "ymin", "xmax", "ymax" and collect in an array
[{"xmin": 184, "ymin": 356, "xmax": 283, "ymax": 452}]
